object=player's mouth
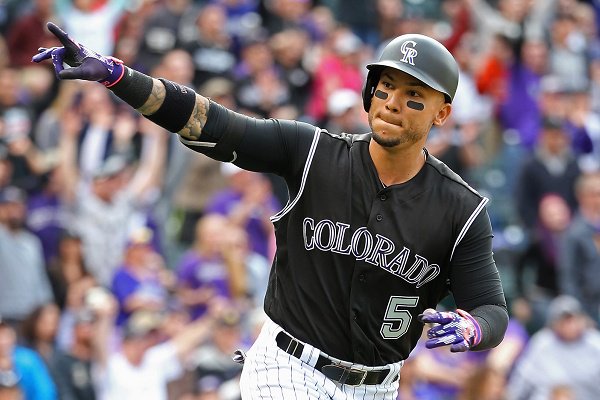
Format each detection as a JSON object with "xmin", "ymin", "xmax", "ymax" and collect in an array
[{"xmin": 378, "ymin": 114, "xmax": 403, "ymax": 127}]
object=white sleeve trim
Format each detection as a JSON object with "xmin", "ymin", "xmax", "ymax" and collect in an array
[
  {"xmin": 178, "ymin": 137, "xmax": 217, "ymax": 148},
  {"xmin": 449, "ymin": 197, "xmax": 489, "ymax": 261},
  {"xmin": 270, "ymin": 127, "xmax": 320, "ymax": 223},
  {"xmin": 178, "ymin": 137, "xmax": 237, "ymax": 161}
]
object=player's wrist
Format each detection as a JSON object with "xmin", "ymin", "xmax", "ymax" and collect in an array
[
  {"xmin": 456, "ymin": 309, "xmax": 482, "ymax": 347},
  {"xmin": 99, "ymin": 56, "xmax": 125, "ymax": 87}
]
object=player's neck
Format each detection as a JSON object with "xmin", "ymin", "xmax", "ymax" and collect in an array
[{"xmin": 370, "ymin": 144, "xmax": 426, "ymax": 186}]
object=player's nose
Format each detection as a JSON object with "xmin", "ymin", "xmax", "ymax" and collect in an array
[
  {"xmin": 385, "ymin": 96, "xmax": 401, "ymax": 113},
  {"xmin": 385, "ymin": 104, "xmax": 398, "ymax": 113},
  {"xmin": 381, "ymin": 90, "xmax": 403, "ymax": 113}
]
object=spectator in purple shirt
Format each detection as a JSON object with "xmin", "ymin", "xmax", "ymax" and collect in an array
[
  {"xmin": 110, "ymin": 227, "xmax": 173, "ymax": 327},
  {"xmin": 26, "ymin": 168, "xmax": 68, "ymax": 265},
  {"xmin": 175, "ymin": 214, "xmax": 232, "ymax": 320},
  {"xmin": 204, "ymin": 163, "xmax": 279, "ymax": 260},
  {"xmin": 498, "ymin": 38, "xmax": 548, "ymax": 150}
]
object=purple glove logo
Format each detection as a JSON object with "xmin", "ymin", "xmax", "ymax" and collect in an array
[
  {"xmin": 32, "ymin": 22, "xmax": 124, "ymax": 87},
  {"xmin": 418, "ymin": 308, "xmax": 482, "ymax": 352}
]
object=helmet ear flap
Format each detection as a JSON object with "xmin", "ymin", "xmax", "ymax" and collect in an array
[{"xmin": 362, "ymin": 69, "xmax": 382, "ymax": 112}]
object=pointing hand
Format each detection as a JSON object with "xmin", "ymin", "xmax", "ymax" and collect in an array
[{"xmin": 32, "ymin": 22, "xmax": 125, "ymax": 86}]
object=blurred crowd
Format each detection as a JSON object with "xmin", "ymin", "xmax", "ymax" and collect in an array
[{"xmin": 0, "ymin": 0, "xmax": 599, "ymax": 399}]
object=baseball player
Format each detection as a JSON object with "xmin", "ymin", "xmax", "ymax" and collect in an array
[{"xmin": 34, "ymin": 23, "xmax": 508, "ymax": 399}]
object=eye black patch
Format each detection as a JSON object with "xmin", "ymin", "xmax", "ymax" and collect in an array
[
  {"xmin": 406, "ymin": 100, "xmax": 424, "ymax": 111},
  {"xmin": 374, "ymin": 90, "xmax": 388, "ymax": 100}
]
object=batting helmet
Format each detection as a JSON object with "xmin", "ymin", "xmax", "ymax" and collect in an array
[{"xmin": 362, "ymin": 34, "xmax": 459, "ymax": 112}]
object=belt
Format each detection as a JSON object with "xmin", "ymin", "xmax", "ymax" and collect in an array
[{"xmin": 275, "ymin": 331, "xmax": 396, "ymax": 386}]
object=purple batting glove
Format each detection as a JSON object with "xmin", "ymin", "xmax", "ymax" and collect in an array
[
  {"xmin": 32, "ymin": 22, "xmax": 124, "ymax": 87},
  {"xmin": 418, "ymin": 308, "xmax": 482, "ymax": 352}
]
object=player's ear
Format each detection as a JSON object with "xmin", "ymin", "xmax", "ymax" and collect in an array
[{"xmin": 432, "ymin": 103, "xmax": 451, "ymax": 126}]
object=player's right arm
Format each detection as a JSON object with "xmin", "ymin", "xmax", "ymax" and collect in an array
[{"xmin": 33, "ymin": 22, "xmax": 315, "ymax": 178}]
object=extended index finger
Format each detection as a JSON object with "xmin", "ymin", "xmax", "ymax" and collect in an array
[{"xmin": 46, "ymin": 22, "xmax": 80, "ymax": 52}]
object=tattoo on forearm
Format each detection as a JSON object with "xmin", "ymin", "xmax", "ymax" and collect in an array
[
  {"xmin": 178, "ymin": 96, "xmax": 210, "ymax": 141},
  {"xmin": 137, "ymin": 79, "xmax": 166, "ymax": 115}
]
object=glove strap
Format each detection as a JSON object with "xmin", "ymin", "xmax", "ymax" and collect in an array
[
  {"xmin": 456, "ymin": 309, "xmax": 482, "ymax": 347},
  {"xmin": 99, "ymin": 57, "xmax": 125, "ymax": 88}
]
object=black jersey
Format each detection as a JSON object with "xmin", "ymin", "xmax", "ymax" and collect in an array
[{"xmin": 182, "ymin": 105, "xmax": 506, "ymax": 366}]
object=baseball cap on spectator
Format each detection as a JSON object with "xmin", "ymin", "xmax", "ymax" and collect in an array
[
  {"xmin": 126, "ymin": 226, "xmax": 154, "ymax": 248},
  {"xmin": 541, "ymin": 116, "xmax": 565, "ymax": 131},
  {"xmin": 333, "ymin": 31, "xmax": 362, "ymax": 55},
  {"xmin": 564, "ymin": 78, "xmax": 590, "ymax": 94},
  {"xmin": 85, "ymin": 286, "xmax": 112, "ymax": 310},
  {"xmin": 238, "ymin": 27, "xmax": 269, "ymax": 48},
  {"xmin": 0, "ymin": 186, "xmax": 25, "ymax": 204},
  {"xmin": 59, "ymin": 228, "xmax": 81, "ymax": 241},
  {"xmin": 539, "ymin": 75, "xmax": 568, "ymax": 94},
  {"xmin": 123, "ymin": 310, "xmax": 164, "ymax": 339},
  {"xmin": 92, "ymin": 154, "xmax": 128, "ymax": 180},
  {"xmin": 327, "ymin": 89, "xmax": 360, "ymax": 117},
  {"xmin": 546, "ymin": 295, "xmax": 584, "ymax": 324},
  {"xmin": 74, "ymin": 308, "xmax": 97, "ymax": 325},
  {"xmin": 215, "ymin": 307, "xmax": 242, "ymax": 328},
  {"xmin": 538, "ymin": 74, "xmax": 588, "ymax": 96}
]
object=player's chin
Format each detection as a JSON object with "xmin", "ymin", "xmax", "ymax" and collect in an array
[{"xmin": 371, "ymin": 130, "xmax": 403, "ymax": 148}]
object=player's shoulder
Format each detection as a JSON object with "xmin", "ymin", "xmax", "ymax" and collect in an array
[{"xmin": 425, "ymin": 151, "xmax": 484, "ymax": 200}]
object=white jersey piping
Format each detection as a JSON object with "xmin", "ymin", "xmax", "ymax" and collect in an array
[
  {"xmin": 270, "ymin": 127, "xmax": 320, "ymax": 223},
  {"xmin": 449, "ymin": 197, "xmax": 489, "ymax": 261}
]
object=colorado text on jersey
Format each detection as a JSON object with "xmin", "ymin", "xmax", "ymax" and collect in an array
[{"xmin": 302, "ymin": 217, "xmax": 440, "ymax": 288}]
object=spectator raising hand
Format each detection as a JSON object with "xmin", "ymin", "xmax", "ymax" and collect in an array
[
  {"xmin": 205, "ymin": 164, "xmax": 279, "ymax": 260},
  {"xmin": 55, "ymin": 92, "xmax": 167, "ymax": 286},
  {"xmin": 111, "ymin": 108, "xmax": 139, "ymax": 157}
]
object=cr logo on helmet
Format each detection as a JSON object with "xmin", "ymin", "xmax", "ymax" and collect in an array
[{"xmin": 400, "ymin": 41, "xmax": 418, "ymax": 65}]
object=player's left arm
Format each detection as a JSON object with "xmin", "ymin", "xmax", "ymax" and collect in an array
[{"xmin": 419, "ymin": 209, "xmax": 508, "ymax": 352}]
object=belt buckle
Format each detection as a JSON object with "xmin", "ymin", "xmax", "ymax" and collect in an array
[
  {"xmin": 322, "ymin": 364, "xmax": 368, "ymax": 386},
  {"xmin": 352, "ymin": 369, "xmax": 367, "ymax": 386},
  {"xmin": 285, "ymin": 338, "xmax": 300, "ymax": 355}
]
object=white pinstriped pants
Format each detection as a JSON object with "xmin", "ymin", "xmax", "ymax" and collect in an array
[{"xmin": 239, "ymin": 317, "xmax": 402, "ymax": 400}]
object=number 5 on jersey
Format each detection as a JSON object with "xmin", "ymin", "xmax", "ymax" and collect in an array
[{"xmin": 381, "ymin": 296, "xmax": 419, "ymax": 339}]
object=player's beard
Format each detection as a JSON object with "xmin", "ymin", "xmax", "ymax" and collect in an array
[
  {"xmin": 371, "ymin": 129, "xmax": 418, "ymax": 147},
  {"xmin": 371, "ymin": 122, "xmax": 424, "ymax": 148},
  {"xmin": 369, "ymin": 111, "xmax": 424, "ymax": 148}
]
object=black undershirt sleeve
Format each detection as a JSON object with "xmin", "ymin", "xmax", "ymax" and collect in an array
[
  {"xmin": 449, "ymin": 208, "xmax": 509, "ymax": 350},
  {"xmin": 180, "ymin": 101, "xmax": 317, "ymax": 180},
  {"xmin": 469, "ymin": 304, "xmax": 509, "ymax": 350}
]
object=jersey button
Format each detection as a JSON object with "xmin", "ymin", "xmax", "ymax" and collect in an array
[
  {"xmin": 376, "ymin": 214, "xmax": 383, "ymax": 221},
  {"xmin": 359, "ymin": 273, "xmax": 366, "ymax": 282},
  {"xmin": 380, "ymin": 195, "xmax": 387, "ymax": 201},
  {"xmin": 353, "ymin": 312, "xmax": 358, "ymax": 321}
]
